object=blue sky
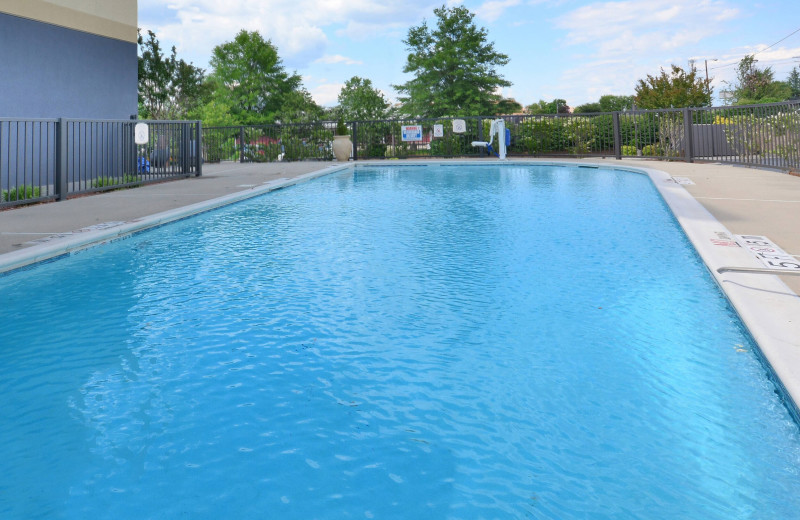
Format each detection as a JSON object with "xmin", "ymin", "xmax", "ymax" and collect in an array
[{"xmin": 138, "ymin": 0, "xmax": 800, "ymax": 108}]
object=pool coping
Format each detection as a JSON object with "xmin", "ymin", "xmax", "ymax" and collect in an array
[
  {"xmin": 0, "ymin": 163, "xmax": 350, "ymax": 274},
  {"xmin": 1, "ymin": 158, "xmax": 799, "ymax": 416}
]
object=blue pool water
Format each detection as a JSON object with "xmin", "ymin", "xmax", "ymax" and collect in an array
[{"xmin": 1, "ymin": 164, "xmax": 799, "ymax": 519}]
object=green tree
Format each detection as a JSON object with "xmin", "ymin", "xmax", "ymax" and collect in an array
[
  {"xmin": 337, "ymin": 76, "xmax": 390, "ymax": 121},
  {"xmin": 191, "ymin": 97, "xmax": 239, "ymax": 127},
  {"xmin": 789, "ymin": 67, "xmax": 800, "ymax": 99},
  {"xmin": 526, "ymin": 99, "xmax": 569, "ymax": 114},
  {"xmin": 573, "ymin": 102, "xmax": 601, "ymax": 113},
  {"xmin": 209, "ymin": 30, "xmax": 302, "ymax": 123},
  {"xmin": 138, "ymin": 29, "xmax": 206, "ymax": 119},
  {"xmin": 726, "ymin": 55, "xmax": 792, "ymax": 104},
  {"xmin": 634, "ymin": 65, "xmax": 711, "ymax": 109},
  {"xmin": 275, "ymin": 88, "xmax": 323, "ymax": 123},
  {"xmin": 575, "ymin": 95, "xmax": 634, "ymax": 113},
  {"xmin": 598, "ymin": 94, "xmax": 634, "ymax": 111},
  {"xmin": 394, "ymin": 5, "xmax": 511, "ymax": 117},
  {"xmin": 495, "ymin": 97, "xmax": 523, "ymax": 114}
]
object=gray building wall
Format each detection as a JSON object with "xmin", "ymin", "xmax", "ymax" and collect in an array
[{"xmin": 0, "ymin": 12, "xmax": 137, "ymax": 119}]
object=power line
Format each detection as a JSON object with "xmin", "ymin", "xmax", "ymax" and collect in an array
[
  {"xmin": 708, "ymin": 25, "xmax": 800, "ymax": 71},
  {"xmin": 754, "ymin": 25, "xmax": 800, "ymax": 57},
  {"xmin": 710, "ymin": 56, "xmax": 800, "ymax": 72}
]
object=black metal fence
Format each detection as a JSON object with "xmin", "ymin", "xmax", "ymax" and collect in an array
[
  {"xmin": 203, "ymin": 121, "xmax": 336, "ymax": 164},
  {"xmin": 3, "ymin": 102, "xmax": 798, "ymax": 208},
  {"xmin": 203, "ymin": 101, "xmax": 799, "ymax": 172},
  {"xmin": 0, "ymin": 118, "xmax": 201, "ymax": 208}
]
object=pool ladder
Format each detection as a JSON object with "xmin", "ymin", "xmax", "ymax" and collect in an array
[{"xmin": 717, "ymin": 266, "xmax": 800, "ymax": 276}]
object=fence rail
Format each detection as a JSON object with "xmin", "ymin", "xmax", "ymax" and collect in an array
[
  {"xmin": 3, "ymin": 101, "xmax": 798, "ymax": 208},
  {"xmin": 204, "ymin": 101, "xmax": 800, "ymax": 172},
  {"xmin": 1, "ymin": 118, "xmax": 200, "ymax": 208},
  {"xmin": 203, "ymin": 121, "xmax": 337, "ymax": 164}
]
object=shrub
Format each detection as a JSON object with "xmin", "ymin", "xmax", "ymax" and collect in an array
[
  {"xmin": 92, "ymin": 175, "xmax": 141, "ymax": 188},
  {"xmin": 641, "ymin": 144, "xmax": 663, "ymax": 156},
  {"xmin": 205, "ymin": 137, "xmax": 237, "ymax": 163},
  {"xmin": 2, "ymin": 185, "xmax": 41, "ymax": 202},
  {"xmin": 622, "ymin": 145, "xmax": 638, "ymax": 156},
  {"xmin": 430, "ymin": 134, "xmax": 471, "ymax": 156},
  {"xmin": 336, "ymin": 117, "xmax": 349, "ymax": 136},
  {"xmin": 363, "ymin": 143, "xmax": 387, "ymax": 158}
]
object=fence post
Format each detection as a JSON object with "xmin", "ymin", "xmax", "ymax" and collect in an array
[
  {"xmin": 196, "ymin": 121, "xmax": 203, "ymax": 177},
  {"xmin": 239, "ymin": 126, "xmax": 245, "ymax": 163},
  {"xmin": 181, "ymin": 122, "xmax": 190, "ymax": 175},
  {"xmin": 683, "ymin": 108, "xmax": 694, "ymax": 163},
  {"xmin": 55, "ymin": 118, "xmax": 68, "ymax": 201},
  {"xmin": 478, "ymin": 117, "xmax": 483, "ymax": 142},
  {"xmin": 351, "ymin": 121, "xmax": 358, "ymax": 161},
  {"xmin": 613, "ymin": 112, "xmax": 622, "ymax": 160}
]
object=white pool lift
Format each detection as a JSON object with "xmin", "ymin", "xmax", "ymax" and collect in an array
[{"xmin": 471, "ymin": 119, "xmax": 510, "ymax": 160}]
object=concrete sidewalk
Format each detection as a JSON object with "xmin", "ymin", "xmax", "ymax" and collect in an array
[
  {"xmin": 1, "ymin": 158, "xmax": 799, "ymax": 292},
  {"xmin": 0, "ymin": 161, "xmax": 325, "ymax": 254}
]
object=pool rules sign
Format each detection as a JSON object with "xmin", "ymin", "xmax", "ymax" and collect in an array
[{"xmin": 401, "ymin": 125, "xmax": 422, "ymax": 142}]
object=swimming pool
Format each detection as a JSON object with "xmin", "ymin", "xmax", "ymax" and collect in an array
[{"xmin": 1, "ymin": 163, "xmax": 799, "ymax": 518}]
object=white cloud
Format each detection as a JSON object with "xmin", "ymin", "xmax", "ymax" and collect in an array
[
  {"xmin": 309, "ymin": 82, "xmax": 344, "ymax": 106},
  {"xmin": 315, "ymin": 54, "xmax": 364, "ymax": 65},
  {"xmin": 545, "ymin": 0, "xmax": 745, "ymax": 104},
  {"xmin": 139, "ymin": 0, "xmax": 443, "ymax": 68},
  {"xmin": 476, "ymin": 0, "xmax": 522, "ymax": 23},
  {"xmin": 556, "ymin": 0, "xmax": 740, "ymax": 55}
]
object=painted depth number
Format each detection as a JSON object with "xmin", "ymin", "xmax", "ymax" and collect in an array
[{"xmin": 736, "ymin": 235, "xmax": 800, "ymax": 270}]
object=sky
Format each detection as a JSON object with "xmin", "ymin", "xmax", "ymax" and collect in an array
[{"xmin": 138, "ymin": 0, "xmax": 800, "ymax": 109}]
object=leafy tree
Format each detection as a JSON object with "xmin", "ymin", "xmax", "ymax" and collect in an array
[
  {"xmin": 598, "ymin": 94, "xmax": 634, "ymax": 111},
  {"xmin": 138, "ymin": 29, "xmax": 206, "ymax": 119},
  {"xmin": 191, "ymin": 97, "xmax": 239, "ymax": 127},
  {"xmin": 495, "ymin": 97, "xmax": 523, "ymax": 114},
  {"xmin": 209, "ymin": 30, "xmax": 302, "ymax": 123},
  {"xmin": 275, "ymin": 88, "xmax": 323, "ymax": 123},
  {"xmin": 526, "ymin": 99, "xmax": 569, "ymax": 114},
  {"xmin": 634, "ymin": 65, "xmax": 711, "ymax": 109},
  {"xmin": 573, "ymin": 102, "xmax": 601, "ymax": 113},
  {"xmin": 575, "ymin": 94, "xmax": 634, "ymax": 113},
  {"xmin": 789, "ymin": 67, "xmax": 800, "ymax": 100},
  {"xmin": 337, "ymin": 76, "xmax": 390, "ymax": 121},
  {"xmin": 394, "ymin": 5, "xmax": 511, "ymax": 117},
  {"xmin": 722, "ymin": 55, "xmax": 793, "ymax": 105}
]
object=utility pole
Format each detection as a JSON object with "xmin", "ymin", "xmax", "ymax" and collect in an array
[{"xmin": 704, "ymin": 58, "xmax": 718, "ymax": 98}]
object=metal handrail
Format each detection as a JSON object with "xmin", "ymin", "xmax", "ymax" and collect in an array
[{"xmin": 717, "ymin": 266, "xmax": 800, "ymax": 276}]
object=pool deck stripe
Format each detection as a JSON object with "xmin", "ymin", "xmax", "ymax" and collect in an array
[{"xmin": 1, "ymin": 158, "xmax": 799, "ymax": 417}]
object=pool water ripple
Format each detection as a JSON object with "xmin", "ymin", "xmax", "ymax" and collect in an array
[{"xmin": 1, "ymin": 164, "xmax": 800, "ymax": 518}]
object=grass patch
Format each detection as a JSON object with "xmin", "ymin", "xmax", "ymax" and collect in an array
[
  {"xmin": 2, "ymin": 185, "xmax": 41, "ymax": 202},
  {"xmin": 92, "ymin": 175, "xmax": 141, "ymax": 188}
]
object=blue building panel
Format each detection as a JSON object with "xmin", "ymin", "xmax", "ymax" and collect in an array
[{"xmin": 0, "ymin": 12, "xmax": 137, "ymax": 119}]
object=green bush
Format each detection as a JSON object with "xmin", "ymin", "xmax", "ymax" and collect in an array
[
  {"xmin": 2, "ymin": 185, "xmax": 41, "ymax": 202},
  {"xmin": 430, "ymin": 133, "xmax": 471, "ymax": 156},
  {"xmin": 92, "ymin": 175, "xmax": 141, "ymax": 188},
  {"xmin": 622, "ymin": 145, "xmax": 638, "ymax": 156},
  {"xmin": 363, "ymin": 143, "xmax": 387, "ymax": 158},
  {"xmin": 205, "ymin": 136, "xmax": 237, "ymax": 163},
  {"xmin": 641, "ymin": 144, "xmax": 663, "ymax": 156}
]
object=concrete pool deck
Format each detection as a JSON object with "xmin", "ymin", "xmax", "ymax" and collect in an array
[{"xmin": 1, "ymin": 158, "xmax": 800, "ymax": 413}]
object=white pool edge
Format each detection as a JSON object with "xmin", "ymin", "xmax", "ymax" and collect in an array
[
  {"xmin": 639, "ymin": 163, "xmax": 800, "ymax": 416},
  {"xmin": 2, "ymin": 159, "xmax": 799, "ymax": 414}
]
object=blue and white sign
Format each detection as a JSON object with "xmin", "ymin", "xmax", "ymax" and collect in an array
[{"xmin": 401, "ymin": 125, "xmax": 423, "ymax": 142}]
